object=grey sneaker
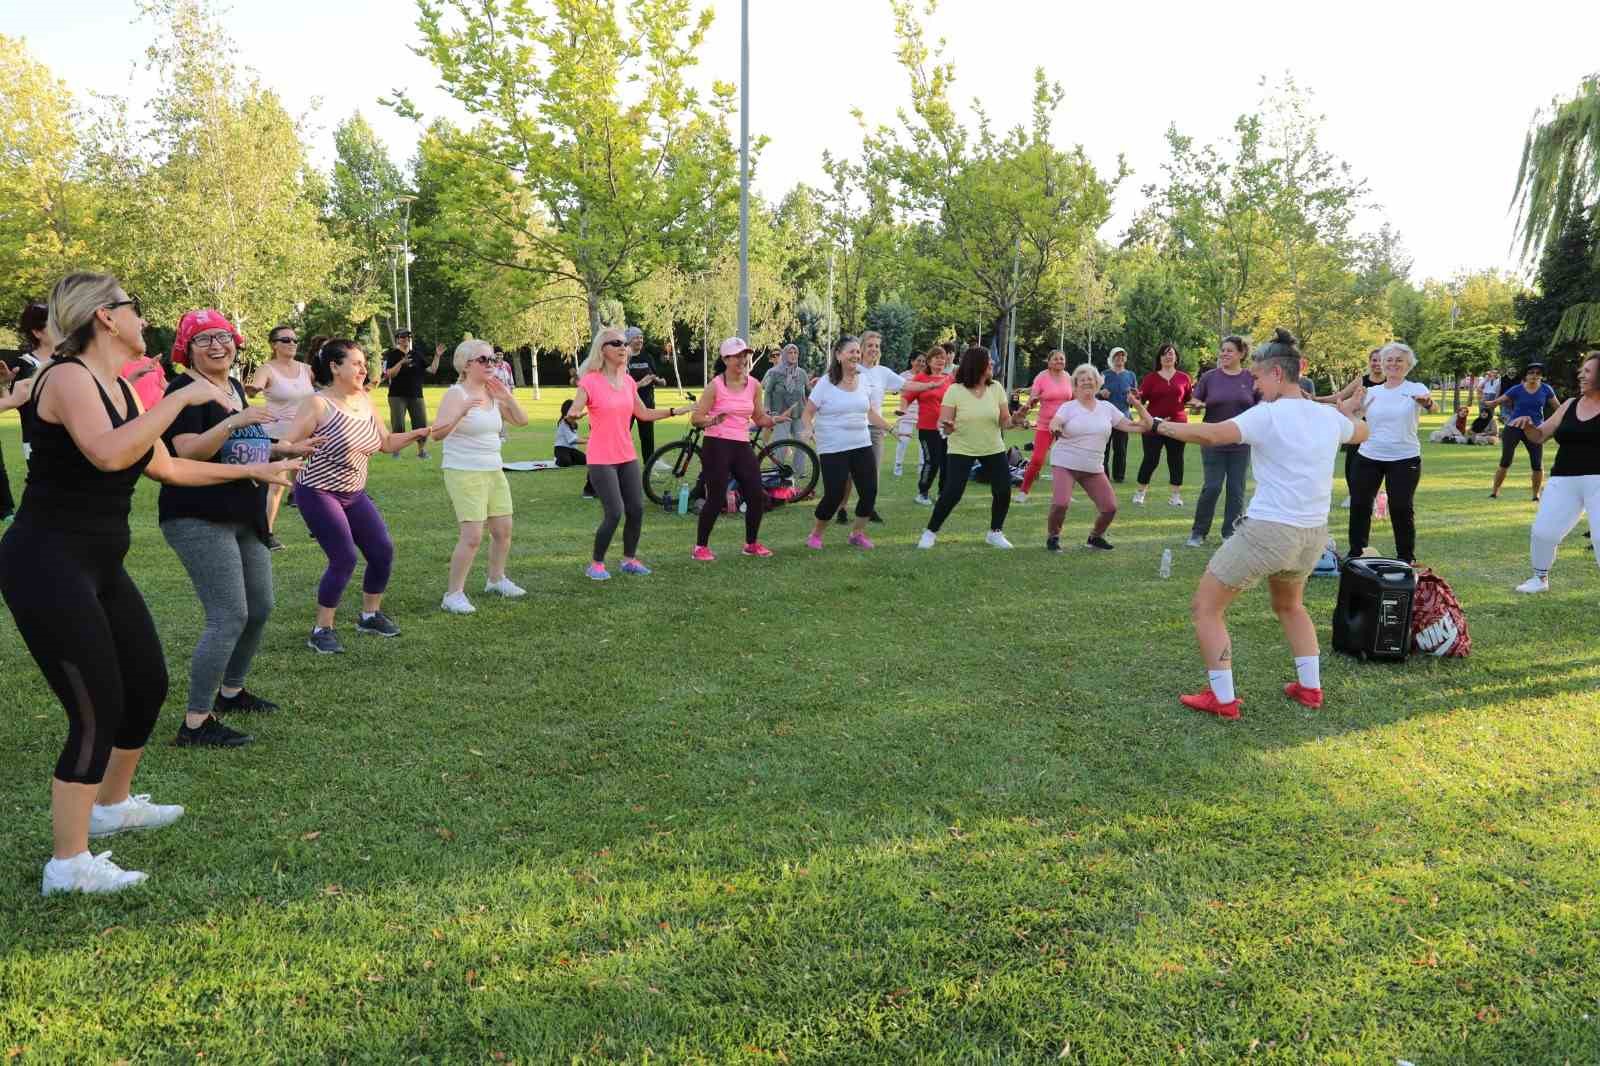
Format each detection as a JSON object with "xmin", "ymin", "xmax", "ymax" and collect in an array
[
  {"xmin": 307, "ymin": 627, "xmax": 345, "ymax": 654},
  {"xmin": 356, "ymin": 611, "xmax": 401, "ymax": 638}
]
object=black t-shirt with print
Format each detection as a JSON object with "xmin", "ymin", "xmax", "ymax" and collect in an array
[
  {"xmin": 384, "ymin": 346, "xmax": 429, "ymax": 398},
  {"xmin": 627, "ymin": 351, "xmax": 660, "ymax": 406},
  {"xmin": 157, "ymin": 377, "xmax": 273, "ymax": 536}
]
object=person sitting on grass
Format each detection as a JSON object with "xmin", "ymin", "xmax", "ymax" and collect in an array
[
  {"xmin": 1130, "ymin": 327, "xmax": 1369, "ymax": 720},
  {"xmin": 555, "ymin": 398, "xmax": 596, "ymax": 499}
]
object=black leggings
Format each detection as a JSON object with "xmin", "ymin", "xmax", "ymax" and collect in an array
[
  {"xmin": 1137, "ymin": 433, "xmax": 1186, "ymax": 487},
  {"xmin": 1348, "ymin": 452, "xmax": 1422, "ymax": 563},
  {"xmin": 697, "ymin": 436, "xmax": 765, "ymax": 546},
  {"xmin": 0, "ymin": 523, "xmax": 168, "ymax": 785},
  {"xmin": 815, "ymin": 447, "xmax": 878, "ymax": 521},
  {"xmin": 1499, "ymin": 426, "xmax": 1544, "ymax": 472},
  {"xmin": 1342, "ymin": 444, "xmax": 1359, "ymax": 497},
  {"xmin": 917, "ymin": 430, "xmax": 948, "ymax": 496},
  {"xmin": 0, "ymin": 443, "xmax": 13, "ymax": 518},
  {"xmin": 554, "ymin": 445, "xmax": 593, "ymax": 494},
  {"xmin": 928, "ymin": 451, "xmax": 1010, "ymax": 532}
]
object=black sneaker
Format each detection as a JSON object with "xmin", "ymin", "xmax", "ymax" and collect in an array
[
  {"xmin": 175, "ymin": 715, "xmax": 253, "ymax": 748},
  {"xmin": 1046, "ymin": 536, "xmax": 1062, "ymax": 553},
  {"xmin": 356, "ymin": 611, "xmax": 401, "ymax": 638},
  {"xmin": 834, "ymin": 509, "xmax": 848, "ymax": 525},
  {"xmin": 307, "ymin": 627, "xmax": 345, "ymax": 654},
  {"xmin": 1086, "ymin": 535, "xmax": 1114, "ymax": 551},
  {"xmin": 265, "ymin": 534, "xmax": 286, "ymax": 552},
  {"xmin": 868, "ymin": 511, "xmax": 885, "ymax": 524},
  {"xmin": 214, "ymin": 689, "xmax": 279, "ymax": 714}
]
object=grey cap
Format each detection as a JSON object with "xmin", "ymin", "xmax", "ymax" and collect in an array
[{"xmin": 623, "ymin": 326, "xmax": 644, "ymax": 341}]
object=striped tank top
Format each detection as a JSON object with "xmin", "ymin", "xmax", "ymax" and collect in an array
[{"xmin": 296, "ymin": 399, "xmax": 384, "ymax": 493}]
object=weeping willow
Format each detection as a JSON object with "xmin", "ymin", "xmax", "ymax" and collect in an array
[{"xmin": 1511, "ymin": 75, "xmax": 1600, "ymax": 345}]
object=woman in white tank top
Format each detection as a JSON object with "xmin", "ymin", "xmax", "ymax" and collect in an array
[
  {"xmin": 248, "ymin": 326, "xmax": 317, "ymax": 546},
  {"xmin": 430, "ymin": 339, "xmax": 530, "ymax": 614}
]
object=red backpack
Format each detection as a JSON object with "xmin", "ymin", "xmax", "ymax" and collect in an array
[{"xmin": 1410, "ymin": 567, "xmax": 1471, "ymax": 657}]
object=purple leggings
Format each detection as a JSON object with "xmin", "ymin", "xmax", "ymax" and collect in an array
[{"xmin": 295, "ymin": 485, "xmax": 395, "ymax": 608}]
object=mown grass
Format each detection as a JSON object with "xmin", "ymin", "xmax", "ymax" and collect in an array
[{"xmin": 1, "ymin": 388, "xmax": 1597, "ymax": 1064}]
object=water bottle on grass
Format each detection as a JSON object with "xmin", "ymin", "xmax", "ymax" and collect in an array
[
  {"xmin": 1159, "ymin": 548, "xmax": 1173, "ymax": 579},
  {"xmin": 677, "ymin": 485, "xmax": 689, "ymax": 515}
]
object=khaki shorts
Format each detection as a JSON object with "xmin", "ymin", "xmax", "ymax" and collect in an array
[
  {"xmin": 1205, "ymin": 517, "xmax": 1327, "ymax": 590},
  {"xmin": 443, "ymin": 469, "xmax": 513, "ymax": 523}
]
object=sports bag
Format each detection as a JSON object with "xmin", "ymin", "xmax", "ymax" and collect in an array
[{"xmin": 1410, "ymin": 567, "xmax": 1471, "ymax": 657}]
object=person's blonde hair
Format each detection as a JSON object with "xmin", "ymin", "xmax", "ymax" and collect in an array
[
  {"xmin": 1072, "ymin": 362, "xmax": 1104, "ymax": 389},
  {"xmin": 578, "ymin": 327, "xmax": 625, "ymax": 377},
  {"xmin": 453, "ymin": 338, "xmax": 494, "ymax": 375},
  {"xmin": 48, "ymin": 272, "xmax": 124, "ymax": 358}
]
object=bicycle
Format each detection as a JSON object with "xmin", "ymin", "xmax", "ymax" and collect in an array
[{"xmin": 640, "ymin": 396, "xmax": 820, "ymax": 509}]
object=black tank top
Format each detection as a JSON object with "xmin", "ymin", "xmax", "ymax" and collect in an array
[
  {"xmin": 17, "ymin": 357, "xmax": 153, "ymax": 533},
  {"xmin": 1550, "ymin": 398, "xmax": 1600, "ymax": 478}
]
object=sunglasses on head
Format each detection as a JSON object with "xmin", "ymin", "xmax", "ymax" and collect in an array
[{"xmin": 104, "ymin": 297, "xmax": 142, "ymax": 319}]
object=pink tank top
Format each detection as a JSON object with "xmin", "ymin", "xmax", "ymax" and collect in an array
[{"xmin": 705, "ymin": 373, "xmax": 757, "ymax": 442}]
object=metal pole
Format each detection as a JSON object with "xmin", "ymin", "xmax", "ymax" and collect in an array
[
  {"xmin": 389, "ymin": 250, "xmax": 400, "ymax": 336},
  {"xmin": 824, "ymin": 248, "xmax": 835, "ymax": 370},
  {"xmin": 402, "ymin": 200, "xmax": 415, "ymax": 332},
  {"xmin": 737, "ymin": 0, "xmax": 750, "ymax": 339}
]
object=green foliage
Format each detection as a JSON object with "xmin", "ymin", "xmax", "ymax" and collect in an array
[
  {"xmin": 864, "ymin": 299, "xmax": 919, "ymax": 365},
  {"xmin": 1503, "ymin": 204, "xmax": 1600, "ymax": 388},
  {"xmin": 305, "ymin": 113, "xmax": 407, "ymax": 343},
  {"xmin": 1116, "ymin": 264, "xmax": 1204, "ymax": 374}
]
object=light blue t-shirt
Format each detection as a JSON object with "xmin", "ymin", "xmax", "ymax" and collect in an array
[{"xmin": 1102, "ymin": 369, "xmax": 1138, "ymax": 414}]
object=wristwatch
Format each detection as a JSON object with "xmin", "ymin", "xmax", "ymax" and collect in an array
[{"xmin": 1149, "ymin": 416, "xmax": 1166, "ymax": 435}]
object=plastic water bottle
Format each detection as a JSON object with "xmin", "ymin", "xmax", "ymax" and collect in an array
[
  {"xmin": 1159, "ymin": 548, "xmax": 1173, "ymax": 579},
  {"xmin": 1374, "ymin": 489, "xmax": 1389, "ymax": 521},
  {"xmin": 676, "ymin": 485, "xmax": 689, "ymax": 515}
]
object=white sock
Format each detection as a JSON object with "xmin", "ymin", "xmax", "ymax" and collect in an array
[
  {"xmin": 1207, "ymin": 669, "xmax": 1235, "ymax": 703},
  {"xmin": 1294, "ymin": 655, "xmax": 1321, "ymax": 690}
]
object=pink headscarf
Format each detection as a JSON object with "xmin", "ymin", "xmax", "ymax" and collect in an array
[{"xmin": 172, "ymin": 309, "xmax": 245, "ymax": 366}]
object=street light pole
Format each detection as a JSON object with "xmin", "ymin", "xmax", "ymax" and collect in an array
[
  {"xmin": 397, "ymin": 194, "xmax": 418, "ymax": 333},
  {"xmin": 388, "ymin": 246, "xmax": 401, "ymax": 336},
  {"xmin": 737, "ymin": 0, "xmax": 750, "ymax": 339}
]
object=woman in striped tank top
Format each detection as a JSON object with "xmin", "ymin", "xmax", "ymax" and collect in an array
[
  {"xmin": 688, "ymin": 336, "xmax": 789, "ymax": 559},
  {"xmin": 279, "ymin": 339, "xmax": 431, "ymax": 654}
]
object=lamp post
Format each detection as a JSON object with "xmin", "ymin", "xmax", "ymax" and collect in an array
[
  {"xmin": 737, "ymin": 0, "xmax": 750, "ymax": 339},
  {"xmin": 397, "ymin": 194, "xmax": 418, "ymax": 333},
  {"xmin": 387, "ymin": 244, "xmax": 402, "ymax": 336}
]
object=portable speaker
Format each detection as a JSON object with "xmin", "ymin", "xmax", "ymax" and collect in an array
[{"xmin": 1332, "ymin": 557, "xmax": 1416, "ymax": 661}]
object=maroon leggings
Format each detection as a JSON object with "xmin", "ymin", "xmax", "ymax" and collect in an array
[
  {"xmin": 697, "ymin": 436, "xmax": 765, "ymax": 546},
  {"xmin": 1047, "ymin": 467, "xmax": 1118, "ymax": 538}
]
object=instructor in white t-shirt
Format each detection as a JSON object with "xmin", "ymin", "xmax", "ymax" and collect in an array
[
  {"xmin": 1130, "ymin": 327, "xmax": 1368, "ymax": 720},
  {"xmin": 1348, "ymin": 341, "xmax": 1433, "ymax": 564}
]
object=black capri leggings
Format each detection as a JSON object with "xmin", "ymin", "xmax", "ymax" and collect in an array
[
  {"xmin": 928, "ymin": 451, "xmax": 1011, "ymax": 533},
  {"xmin": 1347, "ymin": 452, "xmax": 1422, "ymax": 564},
  {"xmin": 1137, "ymin": 433, "xmax": 1186, "ymax": 487},
  {"xmin": 814, "ymin": 446, "xmax": 878, "ymax": 521},
  {"xmin": 697, "ymin": 436, "xmax": 765, "ymax": 546},
  {"xmin": 0, "ymin": 524, "xmax": 168, "ymax": 785},
  {"xmin": 917, "ymin": 429, "xmax": 948, "ymax": 497},
  {"xmin": 1499, "ymin": 425, "xmax": 1544, "ymax": 472}
]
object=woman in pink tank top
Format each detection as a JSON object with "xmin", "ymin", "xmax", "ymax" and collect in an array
[{"xmin": 687, "ymin": 337, "xmax": 791, "ymax": 560}]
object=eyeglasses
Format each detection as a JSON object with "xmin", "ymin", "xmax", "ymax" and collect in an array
[
  {"xmin": 469, "ymin": 355, "xmax": 502, "ymax": 365},
  {"xmin": 191, "ymin": 331, "xmax": 235, "ymax": 349},
  {"xmin": 104, "ymin": 297, "xmax": 142, "ymax": 319},
  {"xmin": 601, "ymin": 339, "xmax": 625, "ymax": 349},
  {"xmin": 271, "ymin": 335, "xmax": 297, "ymax": 345}
]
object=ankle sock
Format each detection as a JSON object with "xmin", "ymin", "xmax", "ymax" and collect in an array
[
  {"xmin": 1294, "ymin": 655, "xmax": 1321, "ymax": 690},
  {"xmin": 1207, "ymin": 669, "xmax": 1236, "ymax": 704}
]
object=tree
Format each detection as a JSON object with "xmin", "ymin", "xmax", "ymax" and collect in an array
[
  {"xmin": 311, "ymin": 113, "xmax": 407, "ymax": 343},
  {"xmin": 1503, "ymin": 204, "xmax": 1600, "ymax": 388},
  {"xmin": 1115, "ymin": 262, "xmax": 1205, "ymax": 375},
  {"xmin": 397, "ymin": 0, "xmax": 739, "ymax": 336},
  {"xmin": 865, "ymin": 299, "xmax": 919, "ymax": 366}
]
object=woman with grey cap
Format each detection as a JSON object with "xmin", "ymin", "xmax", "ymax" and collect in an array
[
  {"xmin": 1098, "ymin": 347, "xmax": 1138, "ymax": 481},
  {"xmin": 625, "ymin": 326, "xmax": 664, "ymax": 457}
]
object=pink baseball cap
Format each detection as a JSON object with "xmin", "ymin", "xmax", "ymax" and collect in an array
[{"xmin": 719, "ymin": 337, "xmax": 753, "ymax": 359}]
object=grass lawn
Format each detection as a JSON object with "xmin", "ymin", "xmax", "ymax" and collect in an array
[{"xmin": 1, "ymin": 387, "xmax": 1598, "ymax": 1064}]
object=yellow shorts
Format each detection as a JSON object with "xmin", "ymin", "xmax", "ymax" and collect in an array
[
  {"xmin": 443, "ymin": 469, "xmax": 513, "ymax": 523},
  {"xmin": 1205, "ymin": 517, "xmax": 1327, "ymax": 590}
]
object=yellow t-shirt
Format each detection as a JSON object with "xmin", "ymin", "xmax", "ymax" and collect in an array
[{"xmin": 944, "ymin": 383, "xmax": 1006, "ymax": 456}]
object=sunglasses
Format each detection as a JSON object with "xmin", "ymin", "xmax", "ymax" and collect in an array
[
  {"xmin": 602, "ymin": 339, "xmax": 625, "ymax": 349},
  {"xmin": 469, "ymin": 354, "xmax": 502, "ymax": 365},
  {"xmin": 104, "ymin": 297, "xmax": 142, "ymax": 319},
  {"xmin": 271, "ymin": 335, "xmax": 297, "ymax": 344}
]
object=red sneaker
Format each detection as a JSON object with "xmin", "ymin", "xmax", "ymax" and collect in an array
[
  {"xmin": 1283, "ymin": 682, "xmax": 1324, "ymax": 709},
  {"xmin": 1180, "ymin": 689, "xmax": 1241, "ymax": 720}
]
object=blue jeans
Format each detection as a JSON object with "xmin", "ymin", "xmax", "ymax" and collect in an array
[{"xmin": 1192, "ymin": 447, "xmax": 1250, "ymax": 540}]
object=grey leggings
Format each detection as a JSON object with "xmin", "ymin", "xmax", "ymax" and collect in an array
[
  {"xmin": 589, "ymin": 460, "xmax": 644, "ymax": 563},
  {"xmin": 161, "ymin": 518, "xmax": 274, "ymax": 712}
]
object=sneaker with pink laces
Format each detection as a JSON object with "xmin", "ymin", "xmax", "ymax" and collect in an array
[
  {"xmin": 847, "ymin": 531, "xmax": 875, "ymax": 550},
  {"xmin": 742, "ymin": 542, "xmax": 773, "ymax": 557},
  {"xmin": 805, "ymin": 533, "xmax": 824, "ymax": 550},
  {"xmin": 691, "ymin": 545, "xmax": 716, "ymax": 562}
]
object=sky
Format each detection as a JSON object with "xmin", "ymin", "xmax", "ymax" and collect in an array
[{"xmin": 12, "ymin": 0, "xmax": 1600, "ymax": 283}]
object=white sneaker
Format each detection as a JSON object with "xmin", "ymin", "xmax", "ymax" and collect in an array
[
  {"xmin": 89, "ymin": 794, "xmax": 184, "ymax": 839},
  {"xmin": 42, "ymin": 851, "xmax": 148, "ymax": 896},
  {"xmin": 1185, "ymin": 534, "xmax": 1205, "ymax": 548},
  {"xmin": 1013, "ymin": 491, "xmax": 1029, "ymax": 504},
  {"xmin": 484, "ymin": 577, "xmax": 527, "ymax": 598},
  {"xmin": 893, "ymin": 466, "xmax": 904, "ymax": 477},
  {"xmin": 1339, "ymin": 495, "xmax": 1352, "ymax": 509},
  {"xmin": 441, "ymin": 592, "xmax": 476, "ymax": 614},
  {"xmin": 1132, "ymin": 490, "xmax": 1147, "ymax": 505},
  {"xmin": 1169, "ymin": 493, "xmax": 1184, "ymax": 507},
  {"xmin": 1514, "ymin": 576, "xmax": 1549, "ymax": 594},
  {"xmin": 914, "ymin": 494, "xmax": 932, "ymax": 506},
  {"xmin": 985, "ymin": 530, "xmax": 1014, "ymax": 549},
  {"xmin": 917, "ymin": 530, "xmax": 937, "ymax": 549}
]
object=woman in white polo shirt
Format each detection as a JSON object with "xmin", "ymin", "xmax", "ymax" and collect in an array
[{"xmin": 1348, "ymin": 341, "xmax": 1434, "ymax": 563}]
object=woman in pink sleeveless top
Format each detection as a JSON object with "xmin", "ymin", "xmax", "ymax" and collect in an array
[{"xmin": 689, "ymin": 337, "xmax": 790, "ymax": 560}]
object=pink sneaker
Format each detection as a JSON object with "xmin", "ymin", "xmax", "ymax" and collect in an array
[
  {"xmin": 847, "ymin": 531, "xmax": 875, "ymax": 550},
  {"xmin": 805, "ymin": 533, "xmax": 824, "ymax": 550},
  {"xmin": 691, "ymin": 545, "xmax": 716, "ymax": 562},
  {"xmin": 742, "ymin": 541, "xmax": 773, "ymax": 557}
]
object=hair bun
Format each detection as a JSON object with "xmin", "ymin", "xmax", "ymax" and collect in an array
[{"xmin": 1273, "ymin": 327, "xmax": 1297, "ymax": 347}]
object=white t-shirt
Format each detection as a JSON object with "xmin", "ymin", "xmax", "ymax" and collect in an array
[
  {"xmin": 440, "ymin": 385, "xmax": 505, "ymax": 471},
  {"xmin": 860, "ymin": 364, "xmax": 904, "ymax": 414},
  {"xmin": 808, "ymin": 376, "xmax": 872, "ymax": 454},
  {"xmin": 1359, "ymin": 380, "xmax": 1429, "ymax": 461},
  {"xmin": 1233, "ymin": 398, "xmax": 1356, "ymax": 528}
]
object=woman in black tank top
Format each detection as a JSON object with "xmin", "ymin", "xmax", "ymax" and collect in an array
[
  {"xmin": 0, "ymin": 272, "xmax": 300, "ymax": 897},
  {"xmin": 1510, "ymin": 351, "xmax": 1600, "ymax": 594}
]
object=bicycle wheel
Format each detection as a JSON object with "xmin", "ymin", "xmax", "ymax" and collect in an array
[
  {"xmin": 756, "ymin": 437, "xmax": 820, "ymax": 503},
  {"xmin": 642, "ymin": 439, "xmax": 701, "ymax": 507}
]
